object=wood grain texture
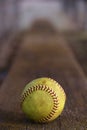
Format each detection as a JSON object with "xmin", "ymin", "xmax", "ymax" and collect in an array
[
  {"xmin": 69, "ymin": 41, "xmax": 87, "ymax": 76},
  {"xmin": 0, "ymin": 32, "xmax": 22, "ymax": 71},
  {"xmin": 0, "ymin": 31, "xmax": 25, "ymax": 86},
  {"xmin": 0, "ymin": 35, "xmax": 87, "ymax": 130}
]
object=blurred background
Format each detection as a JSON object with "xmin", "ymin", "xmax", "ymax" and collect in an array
[
  {"xmin": 0, "ymin": 0, "xmax": 87, "ymax": 33},
  {"xmin": 0, "ymin": 0, "xmax": 87, "ymax": 84}
]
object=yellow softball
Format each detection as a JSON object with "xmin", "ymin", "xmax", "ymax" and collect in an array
[{"xmin": 21, "ymin": 77, "xmax": 66, "ymax": 123}]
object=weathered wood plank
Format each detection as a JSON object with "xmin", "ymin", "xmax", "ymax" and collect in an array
[
  {"xmin": 0, "ymin": 35, "xmax": 87, "ymax": 129},
  {"xmin": 69, "ymin": 41, "xmax": 87, "ymax": 76},
  {"xmin": 0, "ymin": 31, "xmax": 24, "ymax": 86},
  {"xmin": 0, "ymin": 32, "xmax": 22, "ymax": 71}
]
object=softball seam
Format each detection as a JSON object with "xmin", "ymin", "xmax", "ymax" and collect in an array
[
  {"xmin": 48, "ymin": 78, "xmax": 66, "ymax": 98},
  {"xmin": 21, "ymin": 84, "xmax": 59, "ymax": 122}
]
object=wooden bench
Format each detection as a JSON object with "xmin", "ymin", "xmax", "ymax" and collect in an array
[{"xmin": 0, "ymin": 35, "xmax": 87, "ymax": 130}]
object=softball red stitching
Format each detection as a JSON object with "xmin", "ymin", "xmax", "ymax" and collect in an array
[{"xmin": 48, "ymin": 78, "xmax": 66, "ymax": 97}]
